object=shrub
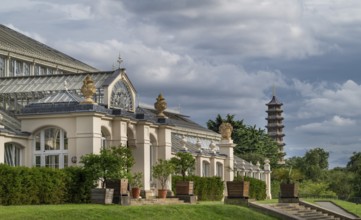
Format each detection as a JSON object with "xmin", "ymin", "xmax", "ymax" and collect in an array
[
  {"xmin": 234, "ymin": 176, "xmax": 267, "ymax": 200},
  {"xmin": 172, "ymin": 175, "xmax": 224, "ymax": 201},
  {"xmin": 0, "ymin": 165, "xmax": 96, "ymax": 205},
  {"xmin": 63, "ymin": 166, "xmax": 95, "ymax": 203}
]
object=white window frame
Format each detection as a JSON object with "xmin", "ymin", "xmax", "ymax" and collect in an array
[{"xmin": 33, "ymin": 127, "xmax": 68, "ymax": 169}]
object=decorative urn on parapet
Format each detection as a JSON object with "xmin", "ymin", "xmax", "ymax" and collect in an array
[
  {"xmin": 154, "ymin": 93, "xmax": 167, "ymax": 118},
  {"xmin": 81, "ymin": 75, "xmax": 97, "ymax": 104},
  {"xmin": 219, "ymin": 122, "xmax": 233, "ymax": 142}
]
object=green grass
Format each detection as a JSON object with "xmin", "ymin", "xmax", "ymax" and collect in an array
[{"xmin": 0, "ymin": 202, "xmax": 278, "ymax": 220}]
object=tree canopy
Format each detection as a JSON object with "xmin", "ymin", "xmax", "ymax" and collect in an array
[{"xmin": 207, "ymin": 114, "xmax": 281, "ymax": 168}]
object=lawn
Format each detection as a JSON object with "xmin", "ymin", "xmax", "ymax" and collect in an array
[{"xmin": 0, "ymin": 202, "xmax": 278, "ymax": 220}]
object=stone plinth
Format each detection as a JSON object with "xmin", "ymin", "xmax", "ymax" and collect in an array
[
  {"xmin": 175, "ymin": 195, "xmax": 197, "ymax": 204},
  {"xmin": 224, "ymin": 197, "xmax": 249, "ymax": 206}
]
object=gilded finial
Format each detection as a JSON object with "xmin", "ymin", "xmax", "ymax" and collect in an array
[
  {"xmin": 154, "ymin": 93, "xmax": 167, "ymax": 118},
  {"xmin": 80, "ymin": 75, "xmax": 97, "ymax": 104}
]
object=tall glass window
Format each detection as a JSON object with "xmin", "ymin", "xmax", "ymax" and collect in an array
[
  {"xmin": 0, "ymin": 56, "xmax": 5, "ymax": 77},
  {"xmin": 9, "ymin": 58, "xmax": 31, "ymax": 76},
  {"xmin": 4, "ymin": 143, "xmax": 22, "ymax": 167},
  {"xmin": 33, "ymin": 127, "xmax": 68, "ymax": 169},
  {"xmin": 202, "ymin": 161, "xmax": 210, "ymax": 177},
  {"xmin": 216, "ymin": 162, "xmax": 223, "ymax": 179}
]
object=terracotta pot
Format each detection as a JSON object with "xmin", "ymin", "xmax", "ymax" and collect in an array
[
  {"xmin": 226, "ymin": 181, "xmax": 250, "ymax": 198},
  {"xmin": 158, "ymin": 189, "xmax": 167, "ymax": 199},
  {"xmin": 132, "ymin": 187, "xmax": 141, "ymax": 199},
  {"xmin": 176, "ymin": 181, "xmax": 194, "ymax": 195}
]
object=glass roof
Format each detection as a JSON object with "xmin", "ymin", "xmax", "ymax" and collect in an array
[{"xmin": 0, "ymin": 71, "xmax": 114, "ymax": 94}]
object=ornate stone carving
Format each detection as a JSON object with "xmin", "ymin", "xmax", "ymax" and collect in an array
[
  {"xmin": 154, "ymin": 93, "xmax": 167, "ymax": 118},
  {"xmin": 219, "ymin": 122, "xmax": 233, "ymax": 140},
  {"xmin": 81, "ymin": 75, "xmax": 97, "ymax": 104}
]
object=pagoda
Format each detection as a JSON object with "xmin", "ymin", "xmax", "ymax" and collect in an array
[{"xmin": 266, "ymin": 91, "xmax": 285, "ymax": 164}]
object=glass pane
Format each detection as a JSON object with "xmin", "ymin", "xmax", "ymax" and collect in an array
[
  {"xmin": 64, "ymin": 155, "xmax": 68, "ymax": 168},
  {"xmin": 35, "ymin": 133, "xmax": 41, "ymax": 151},
  {"xmin": 34, "ymin": 65, "xmax": 39, "ymax": 75},
  {"xmin": 4, "ymin": 144, "xmax": 13, "ymax": 166},
  {"xmin": 16, "ymin": 61, "xmax": 21, "ymax": 76},
  {"xmin": 35, "ymin": 156, "xmax": 41, "ymax": 167},
  {"xmin": 23, "ymin": 62, "xmax": 30, "ymax": 76},
  {"xmin": 15, "ymin": 147, "xmax": 21, "ymax": 166},
  {"xmin": 45, "ymin": 155, "xmax": 59, "ymax": 169},
  {"xmin": 40, "ymin": 66, "xmax": 46, "ymax": 75},
  {"xmin": 9, "ymin": 59, "xmax": 15, "ymax": 76},
  {"xmin": 44, "ymin": 128, "xmax": 60, "ymax": 150},
  {"xmin": 0, "ymin": 56, "xmax": 5, "ymax": 77},
  {"xmin": 63, "ymin": 131, "xmax": 68, "ymax": 150}
]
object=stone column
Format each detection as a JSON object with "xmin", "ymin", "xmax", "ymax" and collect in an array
[
  {"xmin": 264, "ymin": 159, "xmax": 272, "ymax": 199},
  {"xmin": 218, "ymin": 139, "xmax": 236, "ymax": 181},
  {"xmin": 156, "ymin": 125, "xmax": 172, "ymax": 192},
  {"xmin": 133, "ymin": 122, "xmax": 151, "ymax": 191},
  {"xmin": 255, "ymin": 161, "xmax": 261, "ymax": 180}
]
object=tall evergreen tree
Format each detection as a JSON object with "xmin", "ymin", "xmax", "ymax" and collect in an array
[{"xmin": 207, "ymin": 114, "xmax": 280, "ymax": 168}]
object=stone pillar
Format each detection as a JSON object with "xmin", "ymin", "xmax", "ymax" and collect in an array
[
  {"xmin": 0, "ymin": 135, "xmax": 4, "ymax": 164},
  {"xmin": 255, "ymin": 161, "xmax": 261, "ymax": 180},
  {"xmin": 156, "ymin": 125, "xmax": 172, "ymax": 192},
  {"xmin": 264, "ymin": 159, "xmax": 272, "ymax": 199},
  {"xmin": 133, "ymin": 122, "xmax": 151, "ymax": 191},
  {"xmin": 218, "ymin": 139, "xmax": 236, "ymax": 181}
]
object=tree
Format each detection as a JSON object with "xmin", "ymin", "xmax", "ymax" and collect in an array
[
  {"xmin": 207, "ymin": 114, "xmax": 281, "ymax": 167},
  {"xmin": 152, "ymin": 159, "xmax": 175, "ymax": 190},
  {"xmin": 326, "ymin": 167, "xmax": 354, "ymax": 199},
  {"xmin": 301, "ymin": 148, "xmax": 329, "ymax": 181},
  {"xmin": 346, "ymin": 152, "xmax": 361, "ymax": 197},
  {"xmin": 80, "ymin": 146, "xmax": 135, "ymax": 188},
  {"xmin": 170, "ymin": 152, "xmax": 195, "ymax": 181},
  {"xmin": 347, "ymin": 152, "xmax": 361, "ymax": 173}
]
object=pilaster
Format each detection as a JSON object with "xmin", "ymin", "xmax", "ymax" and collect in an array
[{"xmin": 218, "ymin": 139, "xmax": 236, "ymax": 181}]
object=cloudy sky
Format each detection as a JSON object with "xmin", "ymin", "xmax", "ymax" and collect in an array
[{"xmin": 2, "ymin": 0, "xmax": 361, "ymax": 168}]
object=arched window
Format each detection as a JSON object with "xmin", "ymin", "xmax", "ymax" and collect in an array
[
  {"xmin": 110, "ymin": 80, "xmax": 133, "ymax": 111},
  {"xmin": 202, "ymin": 161, "xmax": 210, "ymax": 177},
  {"xmin": 216, "ymin": 162, "xmax": 223, "ymax": 179},
  {"xmin": 4, "ymin": 143, "xmax": 22, "ymax": 166},
  {"xmin": 33, "ymin": 127, "xmax": 68, "ymax": 169}
]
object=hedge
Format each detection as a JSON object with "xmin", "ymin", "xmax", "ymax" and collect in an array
[
  {"xmin": 234, "ymin": 176, "xmax": 267, "ymax": 200},
  {"xmin": 0, "ymin": 164, "xmax": 94, "ymax": 205},
  {"xmin": 172, "ymin": 175, "xmax": 224, "ymax": 201}
]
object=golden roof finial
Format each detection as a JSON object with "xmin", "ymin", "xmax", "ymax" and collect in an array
[
  {"xmin": 80, "ymin": 75, "xmax": 97, "ymax": 105},
  {"xmin": 154, "ymin": 93, "xmax": 167, "ymax": 118}
]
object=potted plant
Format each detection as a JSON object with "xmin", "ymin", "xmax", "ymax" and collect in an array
[
  {"xmin": 105, "ymin": 146, "xmax": 135, "ymax": 203},
  {"xmin": 81, "ymin": 145, "xmax": 134, "ymax": 204},
  {"xmin": 170, "ymin": 152, "xmax": 195, "ymax": 195},
  {"xmin": 129, "ymin": 172, "xmax": 143, "ymax": 199},
  {"xmin": 227, "ymin": 175, "xmax": 250, "ymax": 198},
  {"xmin": 280, "ymin": 167, "xmax": 298, "ymax": 199},
  {"xmin": 152, "ymin": 159, "xmax": 175, "ymax": 199}
]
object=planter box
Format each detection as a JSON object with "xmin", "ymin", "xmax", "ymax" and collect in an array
[
  {"xmin": 175, "ymin": 181, "xmax": 194, "ymax": 195},
  {"xmin": 226, "ymin": 181, "xmax": 250, "ymax": 198},
  {"xmin": 106, "ymin": 179, "xmax": 128, "ymax": 204},
  {"xmin": 280, "ymin": 183, "xmax": 298, "ymax": 198},
  {"xmin": 91, "ymin": 188, "xmax": 114, "ymax": 204}
]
